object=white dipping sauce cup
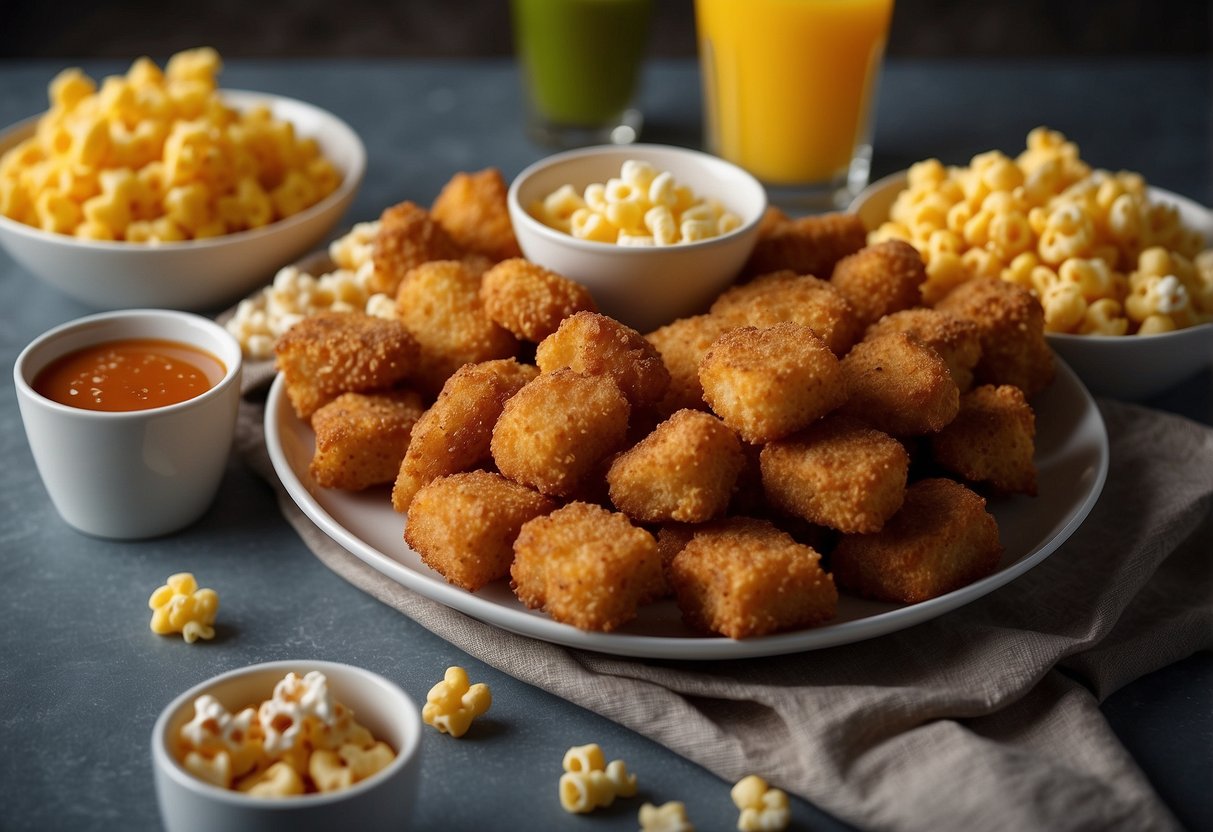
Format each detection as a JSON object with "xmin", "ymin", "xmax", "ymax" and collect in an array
[{"xmin": 14, "ymin": 309, "xmax": 243, "ymax": 539}]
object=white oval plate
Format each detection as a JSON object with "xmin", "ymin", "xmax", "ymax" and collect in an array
[{"xmin": 265, "ymin": 360, "xmax": 1108, "ymax": 660}]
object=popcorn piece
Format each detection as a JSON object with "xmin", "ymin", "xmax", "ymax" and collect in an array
[
  {"xmin": 422, "ymin": 666, "xmax": 491, "ymax": 738},
  {"xmin": 640, "ymin": 801, "xmax": 696, "ymax": 832},
  {"xmin": 148, "ymin": 572, "xmax": 218, "ymax": 643},
  {"xmin": 239, "ymin": 761, "xmax": 306, "ymax": 798},
  {"xmin": 258, "ymin": 670, "xmax": 337, "ymax": 755},
  {"xmin": 731, "ymin": 775, "xmax": 790, "ymax": 832},
  {"xmin": 309, "ymin": 742, "xmax": 396, "ymax": 793},
  {"xmin": 558, "ymin": 743, "xmax": 638, "ymax": 814},
  {"xmin": 180, "ymin": 695, "xmax": 263, "ymax": 779}
]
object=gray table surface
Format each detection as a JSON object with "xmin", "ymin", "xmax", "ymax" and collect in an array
[{"xmin": 1, "ymin": 58, "xmax": 1210, "ymax": 832}]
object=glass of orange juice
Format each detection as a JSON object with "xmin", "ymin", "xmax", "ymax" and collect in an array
[
  {"xmin": 695, "ymin": 0, "xmax": 894, "ymax": 211},
  {"xmin": 512, "ymin": 0, "xmax": 652, "ymax": 148}
]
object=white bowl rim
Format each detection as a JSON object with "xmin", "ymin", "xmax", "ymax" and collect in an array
[
  {"xmin": 14, "ymin": 308, "xmax": 243, "ymax": 420},
  {"xmin": 0, "ymin": 89, "xmax": 366, "ymax": 252},
  {"xmin": 508, "ymin": 142, "xmax": 769, "ymax": 255},
  {"xmin": 151, "ymin": 659, "xmax": 420, "ymax": 808}
]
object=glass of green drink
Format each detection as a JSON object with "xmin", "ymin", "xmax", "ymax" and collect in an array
[{"xmin": 511, "ymin": 0, "xmax": 652, "ymax": 147}]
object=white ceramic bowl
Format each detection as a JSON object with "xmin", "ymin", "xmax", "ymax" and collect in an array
[
  {"xmin": 508, "ymin": 143, "xmax": 768, "ymax": 333},
  {"xmin": 0, "ymin": 90, "xmax": 366, "ymax": 311},
  {"xmin": 14, "ymin": 309, "xmax": 243, "ymax": 538},
  {"xmin": 851, "ymin": 171, "xmax": 1213, "ymax": 400},
  {"xmin": 152, "ymin": 661, "xmax": 422, "ymax": 832}
]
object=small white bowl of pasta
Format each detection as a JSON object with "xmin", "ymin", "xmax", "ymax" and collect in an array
[
  {"xmin": 508, "ymin": 143, "xmax": 768, "ymax": 334},
  {"xmin": 152, "ymin": 660, "xmax": 422, "ymax": 832},
  {"xmin": 851, "ymin": 169, "xmax": 1213, "ymax": 400},
  {"xmin": 0, "ymin": 90, "xmax": 365, "ymax": 311}
]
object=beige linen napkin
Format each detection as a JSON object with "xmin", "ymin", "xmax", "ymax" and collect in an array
[{"xmin": 237, "ymin": 360, "xmax": 1212, "ymax": 831}]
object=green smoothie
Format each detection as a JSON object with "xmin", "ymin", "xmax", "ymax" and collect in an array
[{"xmin": 512, "ymin": 0, "xmax": 651, "ymax": 127}]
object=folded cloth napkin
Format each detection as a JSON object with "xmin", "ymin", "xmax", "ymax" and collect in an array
[{"xmin": 236, "ymin": 360, "xmax": 1211, "ymax": 832}]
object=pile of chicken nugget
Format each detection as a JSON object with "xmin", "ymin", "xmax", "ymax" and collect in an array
[{"xmin": 275, "ymin": 168, "xmax": 1055, "ymax": 640}]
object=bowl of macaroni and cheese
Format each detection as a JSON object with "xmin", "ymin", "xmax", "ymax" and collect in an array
[
  {"xmin": 0, "ymin": 50, "xmax": 366, "ymax": 311},
  {"xmin": 849, "ymin": 128, "xmax": 1213, "ymax": 399},
  {"xmin": 152, "ymin": 660, "xmax": 422, "ymax": 832},
  {"xmin": 508, "ymin": 143, "xmax": 768, "ymax": 333}
]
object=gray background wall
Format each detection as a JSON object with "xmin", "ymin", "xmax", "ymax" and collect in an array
[{"xmin": 3, "ymin": 0, "xmax": 1209, "ymax": 59}]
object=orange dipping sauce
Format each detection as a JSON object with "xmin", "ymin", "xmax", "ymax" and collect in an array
[{"xmin": 33, "ymin": 339, "xmax": 226, "ymax": 412}]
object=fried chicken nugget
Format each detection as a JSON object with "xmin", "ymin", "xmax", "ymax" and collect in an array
[
  {"xmin": 831, "ymin": 240, "xmax": 928, "ymax": 328},
  {"xmin": 511, "ymin": 502, "xmax": 660, "ymax": 632},
  {"xmin": 430, "ymin": 168, "xmax": 523, "ymax": 263},
  {"xmin": 395, "ymin": 259, "xmax": 519, "ymax": 395},
  {"xmin": 698, "ymin": 322, "xmax": 847, "ymax": 444},
  {"xmin": 606, "ymin": 409, "xmax": 745, "ymax": 523},
  {"xmin": 668, "ymin": 517, "xmax": 837, "ymax": 639},
  {"xmin": 480, "ymin": 258, "xmax": 598, "ymax": 342},
  {"xmin": 831, "ymin": 478, "xmax": 1003, "ymax": 604},
  {"xmin": 934, "ymin": 277, "xmax": 1055, "ymax": 397},
  {"xmin": 275, "ymin": 311, "xmax": 420, "ymax": 421},
  {"xmin": 535, "ymin": 311, "xmax": 670, "ymax": 410},
  {"xmin": 709, "ymin": 271, "xmax": 863, "ymax": 356},
  {"xmin": 491, "ymin": 369, "xmax": 630, "ymax": 497},
  {"xmin": 644, "ymin": 314, "xmax": 733, "ymax": 416},
  {"xmin": 370, "ymin": 200, "xmax": 464, "ymax": 295},
  {"xmin": 865, "ymin": 308, "xmax": 982, "ymax": 392},
  {"xmin": 929, "ymin": 384, "xmax": 1037, "ymax": 496},
  {"xmin": 759, "ymin": 414, "xmax": 908, "ymax": 534},
  {"xmin": 839, "ymin": 332, "xmax": 959, "ymax": 436},
  {"xmin": 742, "ymin": 211, "xmax": 867, "ymax": 278},
  {"xmin": 391, "ymin": 358, "xmax": 538, "ymax": 512},
  {"xmin": 405, "ymin": 471, "xmax": 556, "ymax": 592},
  {"xmin": 310, "ymin": 389, "xmax": 426, "ymax": 491}
]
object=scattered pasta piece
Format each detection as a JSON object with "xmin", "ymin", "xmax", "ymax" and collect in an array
[
  {"xmin": 731, "ymin": 775, "xmax": 790, "ymax": 832},
  {"xmin": 421, "ymin": 666, "xmax": 492, "ymax": 738},
  {"xmin": 558, "ymin": 743, "xmax": 638, "ymax": 814},
  {"xmin": 640, "ymin": 801, "xmax": 696, "ymax": 832},
  {"xmin": 529, "ymin": 159, "xmax": 741, "ymax": 246},
  {"xmin": 148, "ymin": 572, "xmax": 218, "ymax": 643}
]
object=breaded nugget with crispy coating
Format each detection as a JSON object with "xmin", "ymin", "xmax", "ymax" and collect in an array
[
  {"xmin": 935, "ymin": 277, "xmax": 1055, "ymax": 397},
  {"xmin": 699, "ymin": 322, "xmax": 847, "ymax": 444},
  {"xmin": 275, "ymin": 311, "xmax": 420, "ymax": 421},
  {"xmin": 645, "ymin": 314, "xmax": 733, "ymax": 416},
  {"xmin": 491, "ymin": 369, "xmax": 630, "ymax": 497},
  {"xmin": 743, "ymin": 211, "xmax": 867, "ymax": 278},
  {"xmin": 511, "ymin": 502, "xmax": 660, "ymax": 631},
  {"xmin": 607, "ymin": 409, "xmax": 744, "ymax": 523},
  {"xmin": 831, "ymin": 478, "xmax": 1003, "ymax": 603},
  {"xmin": 395, "ymin": 259, "xmax": 519, "ymax": 395},
  {"xmin": 310, "ymin": 389, "xmax": 425, "ymax": 491},
  {"xmin": 430, "ymin": 168, "xmax": 523, "ymax": 263},
  {"xmin": 668, "ymin": 517, "xmax": 837, "ymax": 639},
  {"xmin": 370, "ymin": 201, "xmax": 464, "ymax": 295},
  {"xmin": 839, "ymin": 332, "xmax": 959, "ymax": 436},
  {"xmin": 930, "ymin": 384, "xmax": 1037, "ymax": 496},
  {"xmin": 480, "ymin": 258, "xmax": 597, "ymax": 342},
  {"xmin": 536, "ymin": 311, "xmax": 670, "ymax": 410},
  {"xmin": 405, "ymin": 471, "xmax": 555, "ymax": 592},
  {"xmin": 831, "ymin": 240, "xmax": 928, "ymax": 328},
  {"xmin": 865, "ymin": 308, "xmax": 982, "ymax": 392},
  {"xmin": 391, "ymin": 358, "xmax": 537, "ymax": 512},
  {"xmin": 710, "ymin": 271, "xmax": 863, "ymax": 356},
  {"xmin": 760, "ymin": 414, "xmax": 908, "ymax": 534}
]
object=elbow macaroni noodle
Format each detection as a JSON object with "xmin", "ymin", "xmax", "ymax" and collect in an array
[
  {"xmin": 639, "ymin": 801, "xmax": 696, "ymax": 832},
  {"xmin": 730, "ymin": 775, "xmax": 790, "ymax": 832},
  {"xmin": 0, "ymin": 48, "xmax": 341, "ymax": 242},
  {"xmin": 558, "ymin": 743, "xmax": 638, "ymax": 813},
  {"xmin": 529, "ymin": 159, "xmax": 742, "ymax": 246},
  {"xmin": 176, "ymin": 671, "xmax": 394, "ymax": 796},
  {"xmin": 421, "ymin": 666, "xmax": 492, "ymax": 738},
  {"xmin": 148, "ymin": 572, "xmax": 218, "ymax": 643},
  {"xmin": 868, "ymin": 128, "xmax": 1212, "ymax": 335}
]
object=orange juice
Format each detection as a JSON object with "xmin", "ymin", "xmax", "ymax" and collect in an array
[{"xmin": 696, "ymin": 0, "xmax": 894, "ymax": 189}]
